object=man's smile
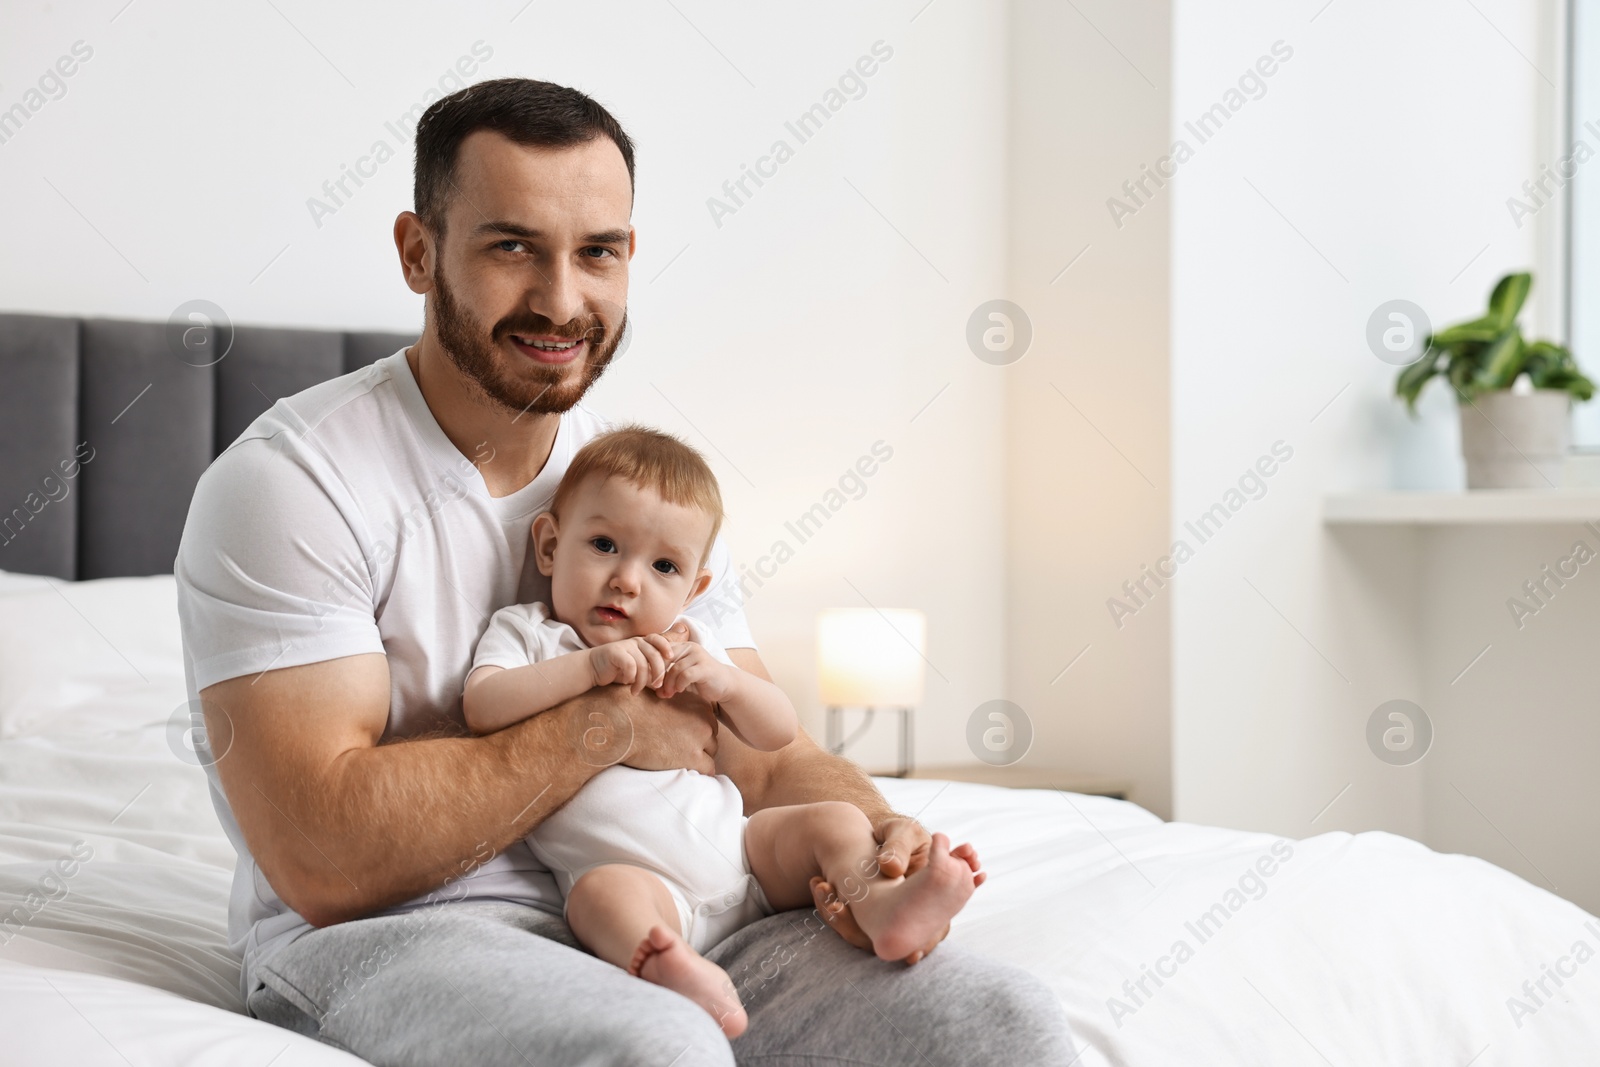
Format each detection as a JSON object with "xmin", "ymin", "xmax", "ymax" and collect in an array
[{"xmin": 508, "ymin": 333, "xmax": 587, "ymax": 365}]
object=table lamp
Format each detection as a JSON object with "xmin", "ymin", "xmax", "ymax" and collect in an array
[{"xmin": 816, "ymin": 608, "xmax": 926, "ymax": 777}]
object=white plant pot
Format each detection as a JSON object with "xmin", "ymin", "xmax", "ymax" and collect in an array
[{"xmin": 1458, "ymin": 389, "xmax": 1571, "ymax": 489}]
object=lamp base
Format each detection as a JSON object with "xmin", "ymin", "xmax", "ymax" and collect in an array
[{"xmin": 824, "ymin": 705, "xmax": 913, "ymax": 778}]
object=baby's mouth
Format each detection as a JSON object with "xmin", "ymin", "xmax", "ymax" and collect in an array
[{"xmin": 595, "ymin": 606, "xmax": 627, "ymax": 623}]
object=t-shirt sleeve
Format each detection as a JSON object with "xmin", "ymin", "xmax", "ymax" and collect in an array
[
  {"xmin": 175, "ymin": 436, "xmax": 385, "ymax": 692},
  {"xmin": 682, "ymin": 533, "xmax": 756, "ymax": 650},
  {"xmin": 470, "ymin": 603, "xmax": 544, "ymax": 675}
]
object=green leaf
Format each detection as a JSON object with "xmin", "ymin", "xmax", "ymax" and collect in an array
[
  {"xmin": 1449, "ymin": 353, "xmax": 1479, "ymax": 403},
  {"xmin": 1447, "ymin": 340, "xmax": 1491, "ymax": 379},
  {"xmin": 1538, "ymin": 367, "xmax": 1597, "ymax": 401},
  {"xmin": 1396, "ymin": 349, "xmax": 1441, "ymax": 414},
  {"xmin": 1431, "ymin": 317, "xmax": 1502, "ymax": 347},
  {"xmin": 1524, "ymin": 341, "xmax": 1564, "ymax": 386},
  {"xmin": 1525, "ymin": 339, "xmax": 1567, "ymax": 361},
  {"xmin": 1474, "ymin": 328, "xmax": 1526, "ymax": 390},
  {"xmin": 1487, "ymin": 272, "xmax": 1532, "ymax": 330}
]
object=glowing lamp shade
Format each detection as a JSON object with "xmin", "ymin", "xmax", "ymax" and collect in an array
[{"xmin": 817, "ymin": 609, "xmax": 927, "ymax": 707}]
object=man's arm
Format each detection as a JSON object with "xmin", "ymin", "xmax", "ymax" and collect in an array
[{"xmin": 203, "ymin": 651, "xmax": 716, "ymax": 928}]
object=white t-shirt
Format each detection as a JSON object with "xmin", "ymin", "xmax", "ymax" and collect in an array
[{"xmin": 173, "ymin": 347, "xmax": 754, "ymax": 999}]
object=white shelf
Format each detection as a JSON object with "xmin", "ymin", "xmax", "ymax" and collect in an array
[{"xmin": 1324, "ymin": 490, "xmax": 1600, "ymax": 525}]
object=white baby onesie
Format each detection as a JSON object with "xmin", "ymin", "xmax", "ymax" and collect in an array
[{"xmin": 470, "ymin": 601, "xmax": 775, "ymax": 952}]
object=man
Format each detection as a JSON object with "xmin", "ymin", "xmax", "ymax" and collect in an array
[{"xmin": 176, "ymin": 77, "xmax": 1075, "ymax": 1065}]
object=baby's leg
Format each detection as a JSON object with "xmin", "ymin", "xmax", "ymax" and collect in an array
[
  {"xmin": 745, "ymin": 802, "xmax": 985, "ymax": 962},
  {"xmin": 565, "ymin": 864, "xmax": 748, "ymax": 1037}
]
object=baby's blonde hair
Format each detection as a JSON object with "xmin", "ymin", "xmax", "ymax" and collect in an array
[{"xmin": 551, "ymin": 426, "xmax": 724, "ymax": 559}]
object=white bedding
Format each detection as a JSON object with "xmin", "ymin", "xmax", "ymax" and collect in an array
[{"xmin": 2, "ymin": 574, "xmax": 1598, "ymax": 1064}]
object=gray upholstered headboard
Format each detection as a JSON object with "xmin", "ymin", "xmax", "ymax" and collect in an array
[{"xmin": 0, "ymin": 313, "xmax": 417, "ymax": 581}]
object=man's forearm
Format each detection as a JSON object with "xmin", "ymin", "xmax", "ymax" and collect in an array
[
  {"xmin": 330, "ymin": 701, "xmax": 605, "ymax": 911},
  {"xmin": 755, "ymin": 732, "xmax": 900, "ymax": 824},
  {"xmin": 232, "ymin": 688, "xmax": 614, "ymax": 928}
]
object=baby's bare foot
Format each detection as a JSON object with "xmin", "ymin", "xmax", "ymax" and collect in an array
[
  {"xmin": 860, "ymin": 832, "xmax": 983, "ymax": 962},
  {"xmin": 630, "ymin": 924, "xmax": 748, "ymax": 1038}
]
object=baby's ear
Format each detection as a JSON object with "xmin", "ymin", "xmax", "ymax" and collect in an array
[
  {"xmin": 530, "ymin": 512, "xmax": 559, "ymax": 577},
  {"xmin": 685, "ymin": 566, "xmax": 714, "ymax": 606}
]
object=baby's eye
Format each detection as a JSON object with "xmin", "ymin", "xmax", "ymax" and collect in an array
[
  {"xmin": 653, "ymin": 559, "xmax": 679, "ymax": 575},
  {"xmin": 591, "ymin": 536, "xmax": 616, "ymax": 554}
]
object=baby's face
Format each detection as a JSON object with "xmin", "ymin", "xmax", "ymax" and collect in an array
[{"xmin": 535, "ymin": 474, "xmax": 714, "ymax": 646}]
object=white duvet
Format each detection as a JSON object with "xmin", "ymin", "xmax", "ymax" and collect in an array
[{"xmin": 3, "ymin": 721, "xmax": 1598, "ymax": 1066}]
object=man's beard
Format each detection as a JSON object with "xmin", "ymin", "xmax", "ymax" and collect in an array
[{"xmin": 430, "ymin": 263, "xmax": 625, "ymax": 416}]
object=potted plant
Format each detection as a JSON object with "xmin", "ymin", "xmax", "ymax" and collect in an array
[{"xmin": 1396, "ymin": 272, "xmax": 1595, "ymax": 488}]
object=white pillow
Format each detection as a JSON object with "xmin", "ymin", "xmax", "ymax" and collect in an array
[
  {"xmin": 0, "ymin": 573, "xmax": 186, "ymax": 738},
  {"xmin": 0, "ymin": 568, "xmax": 54, "ymax": 596}
]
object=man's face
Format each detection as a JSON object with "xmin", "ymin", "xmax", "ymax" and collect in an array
[{"xmin": 426, "ymin": 131, "xmax": 634, "ymax": 415}]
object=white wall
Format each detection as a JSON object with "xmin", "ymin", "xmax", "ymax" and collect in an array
[
  {"xmin": 1417, "ymin": 525, "xmax": 1600, "ymax": 915},
  {"xmin": 1169, "ymin": 0, "xmax": 1551, "ymax": 837},
  {"xmin": 1006, "ymin": 0, "xmax": 1174, "ymax": 817},
  {"xmin": 0, "ymin": 0, "xmax": 1011, "ymax": 765}
]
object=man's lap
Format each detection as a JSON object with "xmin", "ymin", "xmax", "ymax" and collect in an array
[{"xmin": 248, "ymin": 900, "xmax": 1077, "ymax": 1067}]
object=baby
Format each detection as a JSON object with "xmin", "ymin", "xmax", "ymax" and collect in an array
[{"xmin": 463, "ymin": 426, "xmax": 985, "ymax": 1037}]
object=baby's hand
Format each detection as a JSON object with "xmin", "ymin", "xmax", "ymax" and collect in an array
[
  {"xmin": 588, "ymin": 634, "xmax": 676, "ymax": 695},
  {"xmin": 657, "ymin": 641, "xmax": 736, "ymax": 702}
]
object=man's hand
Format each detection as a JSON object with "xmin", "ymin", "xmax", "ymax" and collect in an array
[
  {"xmin": 610, "ymin": 683, "xmax": 720, "ymax": 776},
  {"xmin": 873, "ymin": 814, "xmax": 935, "ymax": 879},
  {"xmin": 807, "ymin": 815, "xmax": 980, "ymax": 964}
]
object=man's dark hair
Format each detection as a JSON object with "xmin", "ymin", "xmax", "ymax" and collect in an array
[{"xmin": 413, "ymin": 77, "xmax": 636, "ymax": 236}]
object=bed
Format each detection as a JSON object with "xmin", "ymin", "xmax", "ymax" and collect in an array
[{"xmin": 3, "ymin": 313, "xmax": 1598, "ymax": 1065}]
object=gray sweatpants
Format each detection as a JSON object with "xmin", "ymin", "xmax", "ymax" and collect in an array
[{"xmin": 247, "ymin": 899, "xmax": 1078, "ymax": 1065}]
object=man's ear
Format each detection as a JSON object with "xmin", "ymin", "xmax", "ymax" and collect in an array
[
  {"xmin": 531, "ymin": 512, "xmax": 559, "ymax": 577},
  {"xmin": 393, "ymin": 211, "xmax": 435, "ymax": 296},
  {"xmin": 684, "ymin": 566, "xmax": 714, "ymax": 607}
]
